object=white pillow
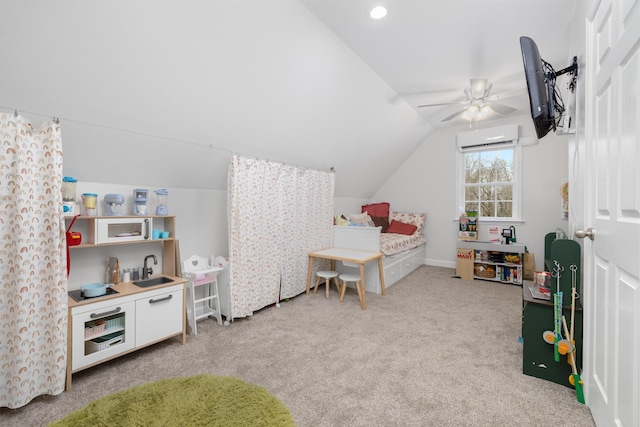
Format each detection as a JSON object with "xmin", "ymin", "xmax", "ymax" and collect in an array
[{"xmin": 349, "ymin": 212, "xmax": 375, "ymax": 227}]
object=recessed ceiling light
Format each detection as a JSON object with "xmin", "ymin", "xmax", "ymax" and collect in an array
[{"xmin": 370, "ymin": 6, "xmax": 387, "ymax": 20}]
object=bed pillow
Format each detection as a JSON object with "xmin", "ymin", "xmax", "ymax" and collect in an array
[
  {"xmin": 390, "ymin": 212, "xmax": 426, "ymax": 234},
  {"xmin": 349, "ymin": 212, "xmax": 375, "ymax": 227},
  {"xmin": 362, "ymin": 202, "xmax": 390, "ymax": 218},
  {"xmin": 370, "ymin": 215, "xmax": 390, "ymax": 232},
  {"xmin": 335, "ymin": 215, "xmax": 349, "ymax": 226},
  {"xmin": 385, "ymin": 220, "xmax": 417, "ymax": 235}
]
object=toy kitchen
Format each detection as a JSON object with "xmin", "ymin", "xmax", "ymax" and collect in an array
[{"xmin": 64, "ymin": 182, "xmax": 175, "ymax": 291}]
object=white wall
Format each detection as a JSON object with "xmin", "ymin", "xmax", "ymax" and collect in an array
[
  {"xmin": 65, "ymin": 114, "xmax": 572, "ymax": 288},
  {"xmin": 67, "ymin": 181, "xmax": 379, "ymax": 289},
  {"xmin": 372, "ymin": 115, "xmax": 570, "ymax": 270},
  {"xmin": 334, "ymin": 197, "xmax": 372, "ymax": 217},
  {"xmin": 1, "ymin": 0, "xmax": 431, "ymax": 198},
  {"xmin": 66, "ymin": 115, "xmax": 570, "ymax": 288}
]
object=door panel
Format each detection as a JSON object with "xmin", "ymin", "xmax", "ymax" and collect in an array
[
  {"xmin": 622, "ymin": 0, "xmax": 638, "ymax": 26},
  {"xmin": 617, "ymin": 271, "xmax": 639, "ymax": 425},
  {"xmin": 620, "ymin": 50, "xmax": 639, "ymax": 217},
  {"xmin": 592, "ymin": 258, "xmax": 609, "ymax": 401},
  {"xmin": 596, "ymin": 84, "xmax": 611, "ymax": 217},
  {"xmin": 585, "ymin": 1, "xmax": 640, "ymax": 426},
  {"xmin": 595, "ymin": 3, "xmax": 612, "ymax": 67}
]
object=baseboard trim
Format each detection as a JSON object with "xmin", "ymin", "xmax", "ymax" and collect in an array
[{"xmin": 423, "ymin": 259, "xmax": 455, "ymax": 269}]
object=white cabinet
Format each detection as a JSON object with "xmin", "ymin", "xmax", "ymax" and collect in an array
[
  {"xmin": 68, "ymin": 283, "xmax": 184, "ymax": 389},
  {"xmin": 135, "ymin": 288, "xmax": 183, "ymax": 347},
  {"xmin": 381, "ymin": 245, "xmax": 425, "ymax": 290},
  {"xmin": 384, "ymin": 262, "xmax": 402, "ymax": 287},
  {"xmin": 401, "ymin": 250, "xmax": 420, "ymax": 277},
  {"xmin": 71, "ymin": 300, "xmax": 135, "ymax": 371}
]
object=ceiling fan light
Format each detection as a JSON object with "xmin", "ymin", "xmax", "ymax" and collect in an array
[
  {"xmin": 461, "ymin": 104, "xmax": 493, "ymax": 121},
  {"xmin": 461, "ymin": 109, "xmax": 475, "ymax": 121},
  {"xmin": 477, "ymin": 105, "xmax": 493, "ymax": 120},
  {"xmin": 467, "ymin": 105, "xmax": 479, "ymax": 115},
  {"xmin": 370, "ymin": 6, "xmax": 387, "ymax": 19}
]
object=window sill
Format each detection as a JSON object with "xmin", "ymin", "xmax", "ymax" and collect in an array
[{"xmin": 452, "ymin": 218, "xmax": 524, "ymax": 224}]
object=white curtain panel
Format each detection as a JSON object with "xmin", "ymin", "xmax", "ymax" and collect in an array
[
  {"xmin": 279, "ymin": 166, "xmax": 334, "ymax": 299},
  {"xmin": 228, "ymin": 157, "xmax": 285, "ymax": 319},
  {"xmin": 228, "ymin": 155, "xmax": 334, "ymax": 319},
  {"xmin": 0, "ymin": 114, "xmax": 67, "ymax": 408}
]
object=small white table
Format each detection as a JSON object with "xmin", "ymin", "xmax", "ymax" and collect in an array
[{"xmin": 306, "ymin": 247, "xmax": 385, "ymax": 310}]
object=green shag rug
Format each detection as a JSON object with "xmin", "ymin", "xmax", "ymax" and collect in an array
[{"xmin": 49, "ymin": 374, "xmax": 296, "ymax": 427}]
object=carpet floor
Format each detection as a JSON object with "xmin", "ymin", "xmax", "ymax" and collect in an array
[{"xmin": 2, "ymin": 266, "xmax": 595, "ymax": 426}]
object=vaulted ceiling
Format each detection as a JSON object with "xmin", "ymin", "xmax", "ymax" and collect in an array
[
  {"xmin": 0, "ymin": 1, "xmax": 577, "ymax": 198},
  {"xmin": 301, "ymin": 0, "xmax": 578, "ymax": 126}
]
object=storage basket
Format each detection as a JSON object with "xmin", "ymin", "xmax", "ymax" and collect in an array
[
  {"xmin": 86, "ymin": 331, "xmax": 125, "ymax": 353},
  {"xmin": 84, "ymin": 320, "xmax": 105, "ymax": 339},
  {"xmin": 104, "ymin": 315, "xmax": 124, "ymax": 330},
  {"xmin": 504, "ymin": 253, "xmax": 522, "ymax": 264},
  {"xmin": 474, "ymin": 264, "xmax": 496, "ymax": 278}
]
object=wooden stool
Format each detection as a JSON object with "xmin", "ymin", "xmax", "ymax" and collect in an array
[
  {"xmin": 314, "ymin": 270, "xmax": 340, "ymax": 298},
  {"xmin": 339, "ymin": 273, "xmax": 365, "ymax": 309}
]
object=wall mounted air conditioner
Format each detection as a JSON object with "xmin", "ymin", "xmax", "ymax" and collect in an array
[{"xmin": 456, "ymin": 124, "xmax": 519, "ymax": 151}]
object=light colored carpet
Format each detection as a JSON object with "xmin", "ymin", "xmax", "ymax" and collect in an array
[
  {"xmin": 47, "ymin": 374, "xmax": 295, "ymax": 427},
  {"xmin": 2, "ymin": 266, "xmax": 595, "ymax": 426}
]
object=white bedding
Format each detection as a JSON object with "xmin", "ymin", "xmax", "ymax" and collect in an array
[
  {"xmin": 379, "ymin": 232, "xmax": 427, "ymax": 256},
  {"xmin": 335, "ymin": 209, "xmax": 427, "ymax": 256}
]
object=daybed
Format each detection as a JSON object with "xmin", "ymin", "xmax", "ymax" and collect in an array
[{"xmin": 333, "ymin": 203, "xmax": 426, "ymax": 294}]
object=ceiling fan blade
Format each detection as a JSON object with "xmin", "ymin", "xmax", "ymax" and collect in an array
[
  {"xmin": 418, "ymin": 101, "xmax": 465, "ymax": 108},
  {"xmin": 490, "ymin": 103, "xmax": 517, "ymax": 115},
  {"xmin": 483, "ymin": 82, "xmax": 493, "ymax": 98},
  {"xmin": 487, "ymin": 87, "xmax": 526, "ymax": 101},
  {"xmin": 441, "ymin": 108, "xmax": 466, "ymax": 122}
]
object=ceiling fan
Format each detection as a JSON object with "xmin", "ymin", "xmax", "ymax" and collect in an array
[{"xmin": 417, "ymin": 78, "xmax": 518, "ymax": 122}]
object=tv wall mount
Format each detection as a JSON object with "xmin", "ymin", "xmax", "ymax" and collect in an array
[
  {"xmin": 544, "ymin": 56, "xmax": 578, "ymax": 132},
  {"xmin": 546, "ymin": 56, "xmax": 578, "ymax": 93}
]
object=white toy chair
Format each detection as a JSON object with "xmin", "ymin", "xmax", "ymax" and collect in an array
[
  {"xmin": 339, "ymin": 261, "xmax": 365, "ymax": 309},
  {"xmin": 313, "ymin": 270, "xmax": 340, "ymax": 298},
  {"xmin": 181, "ymin": 255, "xmax": 223, "ymax": 335}
]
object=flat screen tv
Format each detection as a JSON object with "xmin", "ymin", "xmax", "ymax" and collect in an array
[{"xmin": 520, "ymin": 36, "xmax": 555, "ymax": 139}]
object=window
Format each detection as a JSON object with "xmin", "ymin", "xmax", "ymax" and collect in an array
[{"xmin": 457, "ymin": 145, "xmax": 522, "ymax": 221}]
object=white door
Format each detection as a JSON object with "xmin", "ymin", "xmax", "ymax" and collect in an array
[{"xmin": 582, "ymin": 1, "xmax": 640, "ymax": 425}]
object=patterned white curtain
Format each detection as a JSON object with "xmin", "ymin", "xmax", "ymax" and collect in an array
[
  {"xmin": 279, "ymin": 167, "xmax": 334, "ymax": 298},
  {"xmin": 228, "ymin": 155, "xmax": 334, "ymax": 319},
  {"xmin": 0, "ymin": 114, "xmax": 67, "ymax": 408}
]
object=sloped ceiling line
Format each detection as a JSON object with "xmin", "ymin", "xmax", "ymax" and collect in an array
[{"xmin": 1, "ymin": 105, "xmax": 336, "ymax": 179}]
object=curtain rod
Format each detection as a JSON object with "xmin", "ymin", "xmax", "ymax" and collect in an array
[
  {"xmin": 233, "ymin": 154, "xmax": 335, "ymax": 173},
  {"xmin": 2, "ymin": 106, "xmax": 334, "ymax": 173},
  {"xmin": 11, "ymin": 108, "xmax": 58, "ymax": 124}
]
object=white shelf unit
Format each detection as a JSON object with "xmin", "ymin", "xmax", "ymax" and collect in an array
[{"xmin": 456, "ymin": 241, "xmax": 525, "ymax": 285}]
